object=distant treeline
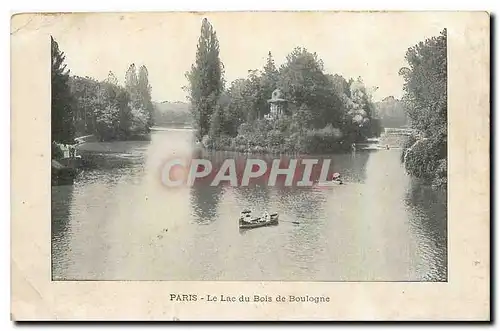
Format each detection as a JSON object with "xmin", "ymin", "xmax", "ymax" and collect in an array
[
  {"xmin": 152, "ymin": 101, "xmax": 192, "ymax": 126},
  {"xmin": 51, "ymin": 36, "xmax": 154, "ymax": 147},
  {"xmin": 374, "ymin": 96, "xmax": 409, "ymax": 128}
]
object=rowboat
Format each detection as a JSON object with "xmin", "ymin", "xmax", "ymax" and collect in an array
[
  {"xmin": 332, "ymin": 173, "xmax": 343, "ymax": 185},
  {"xmin": 239, "ymin": 212, "xmax": 279, "ymax": 229}
]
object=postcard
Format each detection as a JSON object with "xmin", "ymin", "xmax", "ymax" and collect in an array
[{"xmin": 11, "ymin": 11, "xmax": 490, "ymax": 320}]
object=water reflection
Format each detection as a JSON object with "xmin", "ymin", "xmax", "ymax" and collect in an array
[
  {"xmin": 51, "ymin": 185, "xmax": 74, "ymax": 279},
  {"xmin": 234, "ymin": 185, "xmax": 271, "ymax": 213},
  {"xmin": 279, "ymin": 187, "xmax": 329, "ymax": 275},
  {"xmin": 51, "ymin": 129, "xmax": 447, "ymax": 281},
  {"xmin": 405, "ymin": 179, "xmax": 447, "ymax": 281},
  {"xmin": 190, "ymin": 183, "xmax": 224, "ymax": 224}
]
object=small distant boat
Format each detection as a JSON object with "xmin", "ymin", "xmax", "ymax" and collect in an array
[{"xmin": 239, "ymin": 211, "xmax": 279, "ymax": 229}]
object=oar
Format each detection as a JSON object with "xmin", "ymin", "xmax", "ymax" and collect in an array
[{"xmin": 280, "ymin": 220, "xmax": 301, "ymax": 225}]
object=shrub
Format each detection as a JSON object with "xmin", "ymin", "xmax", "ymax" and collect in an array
[
  {"xmin": 129, "ymin": 107, "xmax": 149, "ymax": 133},
  {"xmin": 51, "ymin": 142, "xmax": 64, "ymax": 159},
  {"xmin": 404, "ymin": 138, "xmax": 442, "ymax": 180},
  {"xmin": 284, "ymin": 132, "xmax": 301, "ymax": 152},
  {"xmin": 237, "ymin": 123, "xmax": 252, "ymax": 136},
  {"xmin": 268, "ymin": 129, "xmax": 285, "ymax": 148},
  {"xmin": 432, "ymin": 158, "xmax": 447, "ymax": 188},
  {"xmin": 401, "ymin": 134, "xmax": 417, "ymax": 163}
]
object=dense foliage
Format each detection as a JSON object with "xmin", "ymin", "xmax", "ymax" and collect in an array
[
  {"xmin": 152, "ymin": 101, "xmax": 192, "ymax": 126},
  {"xmin": 51, "ymin": 36, "xmax": 154, "ymax": 147},
  {"xmin": 400, "ymin": 29, "xmax": 447, "ymax": 188},
  {"xmin": 374, "ymin": 96, "xmax": 408, "ymax": 128},
  {"xmin": 69, "ymin": 66, "xmax": 153, "ymax": 141},
  {"xmin": 186, "ymin": 20, "xmax": 381, "ymax": 154},
  {"xmin": 51, "ymin": 36, "xmax": 75, "ymax": 144}
]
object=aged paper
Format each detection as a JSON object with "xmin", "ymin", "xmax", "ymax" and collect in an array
[{"xmin": 11, "ymin": 12, "xmax": 489, "ymax": 320}]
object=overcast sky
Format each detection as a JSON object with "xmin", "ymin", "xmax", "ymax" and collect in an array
[{"xmin": 44, "ymin": 12, "xmax": 445, "ymax": 102}]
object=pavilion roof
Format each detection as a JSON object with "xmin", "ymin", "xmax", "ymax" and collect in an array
[{"xmin": 267, "ymin": 98, "xmax": 288, "ymax": 103}]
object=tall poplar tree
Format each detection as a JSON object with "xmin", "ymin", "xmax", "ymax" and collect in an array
[
  {"xmin": 258, "ymin": 51, "xmax": 279, "ymax": 117},
  {"xmin": 186, "ymin": 18, "xmax": 224, "ymax": 140},
  {"xmin": 125, "ymin": 63, "xmax": 140, "ymax": 107},
  {"xmin": 106, "ymin": 71, "xmax": 119, "ymax": 86},
  {"xmin": 263, "ymin": 51, "xmax": 278, "ymax": 83},
  {"xmin": 51, "ymin": 36, "xmax": 74, "ymax": 143},
  {"xmin": 138, "ymin": 65, "xmax": 154, "ymax": 128}
]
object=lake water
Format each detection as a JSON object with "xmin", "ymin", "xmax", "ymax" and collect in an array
[{"xmin": 52, "ymin": 128, "xmax": 447, "ymax": 281}]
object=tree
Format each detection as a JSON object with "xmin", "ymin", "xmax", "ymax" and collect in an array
[
  {"xmin": 329, "ymin": 74, "xmax": 350, "ymax": 97},
  {"xmin": 207, "ymin": 46, "xmax": 381, "ymax": 152},
  {"xmin": 221, "ymin": 79, "xmax": 253, "ymax": 134},
  {"xmin": 90, "ymin": 81, "xmax": 123, "ymax": 141},
  {"xmin": 125, "ymin": 63, "xmax": 152, "ymax": 134},
  {"xmin": 138, "ymin": 65, "xmax": 154, "ymax": 128},
  {"xmin": 129, "ymin": 106, "xmax": 149, "ymax": 133},
  {"xmin": 186, "ymin": 18, "xmax": 224, "ymax": 140},
  {"xmin": 209, "ymin": 104, "xmax": 224, "ymax": 140},
  {"xmin": 106, "ymin": 71, "xmax": 119, "ymax": 85},
  {"xmin": 278, "ymin": 47, "xmax": 343, "ymax": 128},
  {"xmin": 125, "ymin": 63, "xmax": 140, "ymax": 107},
  {"xmin": 263, "ymin": 51, "xmax": 279, "ymax": 80},
  {"xmin": 51, "ymin": 36, "xmax": 75, "ymax": 144},
  {"xmin": 401, "ymin": 29, "xmax": 447, "ymax": 135},
  {"xmin": 400, "ymin": 29, "xmax": 447, "ymax": 187},
  {"xmin": 291, "ymin": 103, "xmax": 313, "ymax": 133},
  {"xmin": 94, "ymin": 104, "xmax": 120, "ymax": 141},
  {"xmin": 69, "ymin": 76, "xmax": 98, "ymax": 135},
  {"xmin": 116, "ymin": 87, "xmax": 132, "ymax": 139},
  {"xmin": 258, "ymin": 51, "xmax": 279, "ymax": 118},
  {"xmin": 374, "ymin": 96, "xmax": 408, "ymax": 128}
]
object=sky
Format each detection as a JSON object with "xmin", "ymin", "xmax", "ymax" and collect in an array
[{"xmin": 40, "ymin": 12, "xmax": 446, "ymax": 102}]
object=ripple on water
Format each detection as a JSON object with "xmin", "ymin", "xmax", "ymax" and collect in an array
[
  {"xmin": 405, "ymin": 181, "xmax": 447, "ymax": 281},
  {"xmin": 52, "ymin": 131, "xmax": 447, "ymax": 281}
]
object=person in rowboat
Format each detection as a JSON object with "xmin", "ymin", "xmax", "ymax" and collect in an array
[
  {"xmin": 241, "ymin": 209, "xmax": 253, "ymax": 222},
  {"xmin": 332, "ymin": 172, "xmax": 343, "ymax": 185}
]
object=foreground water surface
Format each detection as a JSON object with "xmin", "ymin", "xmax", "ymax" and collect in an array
[{"xmin": 52, "ymin": 128, "xmax": 447, "ymax": 281}]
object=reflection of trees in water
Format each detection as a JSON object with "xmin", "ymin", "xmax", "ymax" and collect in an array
[
  {"xmin": 79, "ymin": 140, "xmax": 151, "ymax": 170},
  {"xmin": 404, "ymin": 179, "xmax": 447, "ymax": 281},
  {"xmin": 53, "ymin": 167, "xmax": 143, "ymax": 280},
  {"xmin": 293, "ymin": 151, "xmax": 371, "ymax": 184},
  {"xmin": 273, "ymin": 186, "xmax": 325, "ymax": 220},
  {"xmin": 274, "ymin": 186, "xmax": 329, "ymax": 276},
  {"xmin": 233, "ymin": 185, "xmax": 271, "ymax": 212},
  {"xmin": 51, "ymin": 185, "xmax": 74, "ymax": 278},
  {"xmin": 189, "ymin": 183, "xmax": 224, "ymax": 224},
  {"xmin": 81, "ymin": 152, "xmax": 146, "ymax": 170},
  {"xmin": 189, "ymin": 149, "xmax": 225, "ymax": 224},
  {"xmin": 191, "ymin": 151, "xmax": 270, "ymax": 223},
  {"xmin": 329, "ymin": 150, "xmax": 372, "ymax": 184},
  {"xmin": 188, "ymin": 149, "xmax": 372, "ymax": 226}
]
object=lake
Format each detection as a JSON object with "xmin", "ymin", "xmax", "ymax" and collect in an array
[{"xmin": 52, "ymin": 128, "xmax": 447, "ymax": 281}]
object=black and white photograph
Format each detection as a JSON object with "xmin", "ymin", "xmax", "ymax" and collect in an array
[
  {"xmin": 11, "ymin": 11, "xmax": 490, "ymax": 321},
  {"xmin": 49, "ymin": 13, "xmax": 448, "ymax": 282}
]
